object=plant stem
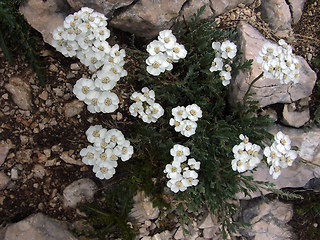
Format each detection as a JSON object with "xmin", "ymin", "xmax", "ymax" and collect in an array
[{"xmin": 243, "ymin": 72, "xmax": 264, "ymax": 102}]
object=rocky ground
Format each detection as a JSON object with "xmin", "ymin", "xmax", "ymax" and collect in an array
[{"xmin": 0, "ymin": 0, "xmax": 320, "ymax": 239}]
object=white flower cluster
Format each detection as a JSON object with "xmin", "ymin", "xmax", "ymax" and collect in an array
[
  {"xmin": 169, "ymin": 104, "xmax": 202, "ymax": 137},
  {"xmin": 231, "ymin": 134, "xmax": 263, "ymax": 173},
  {"xmin": 210, "ymin": 40, "xmax": 237, "ymax": 86},
  {"xmin": 257, "ymin": 39, "xmax": 300, "ymax": 84},
  {"xmin": 263, "ymin": 131, "xmax": 297, "ymax": 179},
  {"xmin": 164, "ymin": 144, "xmax": 200, "ymax": 193},
  {"xmin": 80, "ymin": 125, "xmax": 133, "ymax": 180},
  {"xmin": 146, "ymin": 30, "xmax": 187, "ymax": 76},
  {"xmin": 129, "ymin": 87, "xmax": 164, "ymax": 123},
  {"xmin": 72, "ymin": 60, "xmax": 127, "ymax": 113},
  {"xmin": 52, "ymin": 7, "xmax": 122, "ymax": 71}
]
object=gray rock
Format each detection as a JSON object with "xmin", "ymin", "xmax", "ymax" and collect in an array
[
  {"xmin": 198, "ymin": 212, "xmax": 217, "ymax": 229},
  {"xmin": 111, "ymin": 0, "xmax": 185, "ymax": 39},
  {"xmin": 60, "ymin": 151, "xmax": 84, "ymax": 166},
  {"xmin": 129, "ymin": 191, "xmax": 160, "ymax": 224},
  {"xmin": 0, "ymin": 141, "xmax": 13, "ymax": 166},
  {"xmin": 66, "ymin": 0, "xmax": 134, "ymax": 19},
  {"xmin": 5, "ymin": 76, "xmax": 33, "ymax": 110},
  {"xmin": 281, "ymin": 103, "xmax": 310, "ymax": 128},
  {"xmin": 32, "ymin": 164, "xmax": 47, "ymax": 179},
  {"xmin": 287, "ymin": 0, "xmax": 307, "ymax": 24},
  {"xmin": 210, "ymin": 0, "xmax": 254, "ymax": 17},
  {"xmin": 0, "ymin": 171, "xmax": 10, "ymax": 190},
  {"xmin": 0, "ymin": 212, "xmax": 78, "ymax": 240},
  {"xmin": 238, "ymin": 199, "xmax": 294, "ymax": 239},
  {"xmin": 63, "ymin": 178, "xmax": 97, "ymax": 208},
  {"xmin": 237, "ymin": 125, "xmax": 320, "ymax": 199},
  {"xmin": 64, "ymin": 99, "xmax": 85, "ymax": 118},
  {"xmin": 10, "ymin": 168, "xmax": 18, "ymax": 180},
  {"xmin": 229, "ymin": 22, "xmax": 317, "ymax": 108},
  {"xmin": 258, "ymin": 0, "xmax": 292, "ymax": 37},
  {"xmin": 19, "ymin": 0, "xmax": 72, "ymax": 44}
]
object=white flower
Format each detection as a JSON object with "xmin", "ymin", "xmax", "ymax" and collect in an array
[
  {"xmin": 220, "ymin": 40, "xmax": 237, "ymax": 59},
  {"xmin": 279, "ymin": 150, "xmax": 297, "ymax": 168},
  {"xmin": 167, "ymin": 177, "xmax": 187, "ymax": 193},
  {"xmin": 164, "ymin": 163, "xmax": 181, "ymax": 179},
  {"xmin": 170, "ymin": 144, "xmax": 190, "ymax": 162},
  {"xmin": 269, "ymin": 165, "xmax": 281, "ymax": 179},
  {"xmin": 186, "ymin": 104, "xmax": 202, "ymax": 121},
  {"xmin": 105, "ymin": 129, "xmax": 126, "ymax": 147},
  {"xmin": 86, "ymin": 125, "xmax": 103, "ymax": 143},
  {"xmin": 129, "ymin": 102, "xmax": 144, "ymax": 117},
  {"xmin": 141, "ymin": 87, "xmax": 155, "ymax": 104},
  {"xmin": 211, "ymin": 42, "xmax": 221, "ymax": 52},
  {"xmin": 93, "ymin": 26, "xmax": 110, "ymax": 41},
  {"xmin": 149, "ymin": 102, "xmax": 164, "ymax": 119},
  {"xmin": 80, "ymin": 145, "xmax": 100, "ymax": 165},
  {"xmin": 109, "ymin": 44, "xmax": 126, "ymax": 63},
  {"xmin": 114, "ymin": 140, "xmax": 134, "ymax": 161},
  {"xmin": 274, "ymin": 131, "xmax": 291, "ymax": 154},
  {"xmin": 93, "ymin": 165, "xmax": 116, "ymax": 180},
  {"xmin": 263, "ymin": 145, "xmax": 281, "ymax": 165},
  {"xmin": 130, "ymin": 92, "xmax": 145, "ymax": 102},
  {"xmin": 166, "ymin": 43, "xmax": 187, "ymax": 61},
  {"xmin": 146, "ymin": 40, "xmax": 166, "ymax": 56},
  {"xmin": 95, "ymin": 149, "xmax": 118, "ymax": 168},
  {"xmin": 219, "ymin": 71, "xmax": 232, "ymax": 86},
  {"xmin": 80, "ymin": 48, "xmax": 104, "ymax": 71},
  {"xmin": 180, "ymin": 120, "xmax": 197, "ymax": 137},
  {"xmin": 84, "ymin": 90, "xmax": 101, "ymax": 113},
  {"xmin": 210, "ymin": 57, "xmax": 223, "ymax": 72},
  {"xmin": 142, "ymin": 109, "xmax": 157, "ymax": 123},
  {"xmin": 188, "ymin": 158, "xmax": 200, "ymax": 170},
  {"xmin": 182, "ymin": 170, "xmax": 199, "ymax": 187},
  {"xmin": 169, "ymin": 118, "xmax": 183, "ymax": 132},
  {"xmin": 158, "ymin": 29, "xmax": 177, "ymax": 50},
  {"xmin": 239, "ymin": 134, "xmax": 249, "ymax": 144},
  {"xmin": 94, "ymin": 70, "xmax": 118, "ymax": 91},
  {"xmin": 92, "ymin": 40, "xmax": 111, "ymax": 55},
  {"xmin": 146, "ymin": 53, "xmax": 168, "ymax": 76},
  {"xmin": 73, "ymin": 78, "xmax": 95, "ymax": 101},
  {"xmin": 102, "ymin": 62, "xmax": 127, "ymax": 81},
  {"xmin": 172, "ymin": 106, "xmax": 187, "ymax": 122},
  {"xmin": 98, "ymin": 91, "xmax": 119, "ymax": 113},
  {"xmin": 231, "ymin": 158, "xmax": 247, "ymax": 173}
]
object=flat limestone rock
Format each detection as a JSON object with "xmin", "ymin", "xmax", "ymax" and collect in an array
[
  {"xmin": 0, "ymin": 213, "xmax": 78, "ymax": 240},
  {"xmin": 229, "ymin": 21, "xmax": 317, "ymax": 108}
]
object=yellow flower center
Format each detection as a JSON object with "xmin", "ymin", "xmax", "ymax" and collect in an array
[
  {"xmin": 186, "ymin": 125, "xmax": 192, "ymax": 131},
  {"xmin": 100, "ymin": 153, "xmax": 107, "ymax": 159},
  {"xmin": 237, "ymin": 161, "xmax": 242, "ymax": 166},
  {"xmin": 175, "ymin": 181, "xmax": 182, "ymax": 187},
  {"xmin": 110, "ymin": 136, "xmax": 117, "ymax": 142},
  {"xmin": 101, "ymin": 167, "xmax": 108, "ymax": 173},
  {"xmin": 82, "ymin": 86, "xmax": 89, "ymax": 94},
  {"xmin": 280, "ymin": 139, "xmax": 286, "ymax": 145},
  {"xmin": 99, "ymin": 30, "xmax": 105, "ymax": 35},
  {"xmin": 164, "ymin": 37, "xmax": 170, "ymax": 43},
  {"xmin": 111, "ymin": 68, "xmax": 117, "ymax": 74},
  {"xmin": 122, "ymin": 148, "xmax": 128, "ymax": 154},
  {"xmin": 154, "ymin": 47, "xmax": 160, "ymax": 53},
  {"xmin": 91, "ymin": 57, "xmax": 98, "ymax": 64},
  {"xmin": 190, "ymin": 109, "xmax": 196, "ymax": 116},
  {"xmin": 108, "ymin": 57, "xmax": 114, "ymax": 63},
  {"xmin": 92, "ymin": 99, "xmax": 98, "ymax": 105},
  {"xmin": 115, "ymin": 50, "xmax": 120, "ymax": 56},
  {"xmin": 102, "ymin": 77, "xmax": 110, "ymax": 83},
  {"xmin": 177, "ymin": 150, "xmax": 183, "ymax": 156},
  {"xmin": 173, "ymin": 47, "xmax": 180, "ymax": 53},
  {"xmin": 93, "ymin": 130, "xmax": 100, "ymax": 137},
  {"xmin": 152, "ymin": 62, "xmax": 160, "ymax": 68},
  {"xmin": 111, "ymin": 155, "xmax": 118, "ymax": 161},
  {"xmin": 87, "ymin": 153, "xmax": 94, "ymax": 159},
  {"xmin": 174, "ymin": 121, "xmax": 180, "ymax": 127},
  {"xmin": 98, "ymin": 46, "xmax": 104, "ymax": 51},
  {"xmin": 105, "ymin": 98, "xmax": 112, "ymax": 106}
]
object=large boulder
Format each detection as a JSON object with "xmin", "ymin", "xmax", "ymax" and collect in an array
[
  {"xmin": 19, "ymin": 0, "xmax": 71, "ymax": 44},
  {"xmin": 237, "ymin": 125, "xmax": 320, "ymax": 199},
  {"xmin": 20, "ymin": 0, "xmax": 256, "ymax": 44},
  {"xmin": 258, "ymin": 0, "xmax": 292, "ymax": 37},
  {"xmin": 229, "ymin": 21, "xmax": 317, "ymax": 108}
]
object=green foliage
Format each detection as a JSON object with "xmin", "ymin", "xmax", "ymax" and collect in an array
[
  {"xmin": 79, "ymin": 183, "xmax": 136, "ymax": 240},
  {"xmin": 0, "ymin": 0, "xmax": 46, "ymax": 83},
  {"xmin": 124, "ymin": 5, "xmax": 277, "ymax": 238}
]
